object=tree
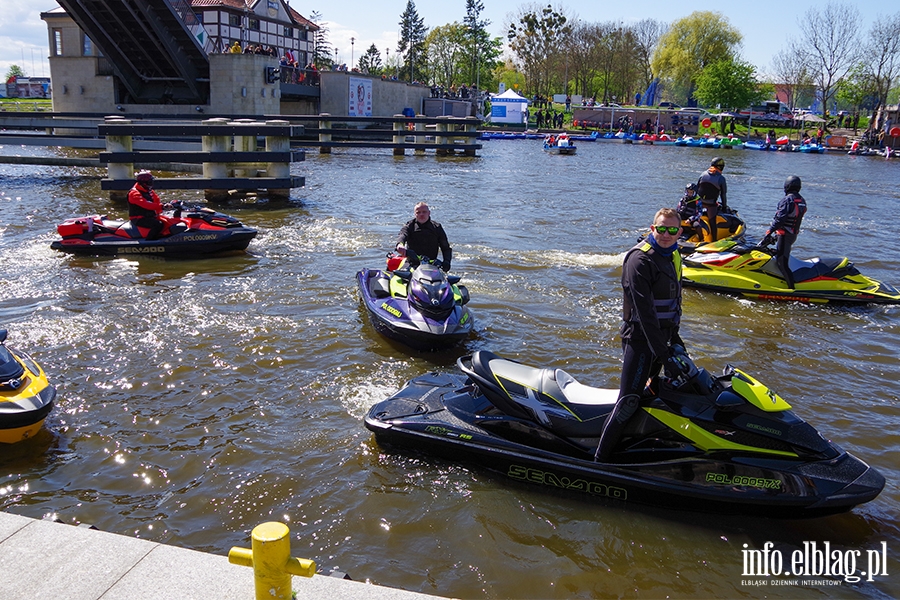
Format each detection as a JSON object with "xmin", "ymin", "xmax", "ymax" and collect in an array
[
  {"xmin": 398, "ymin": 0, "xmax": 428, "ymax": 83},
  {"xmin": 463, "ymin": 0, "xmax": 489, "ymax": 88},
  {"xmin": 358, "ymin": 44, "xmax": 382, "ymax": 75},
  {"xmin": 860, "ymin": 11, "xmax": 900, "ymax": 127},
  {"xmin": 651, "ymin": 11, "xmax": 742, "ymax": 104},
  {"xmin": 506, "ymin": 3, "xmax": 571, "ymax": 97},
  {"xmin": 5, "ymin": 65, "xmax": 26, "ymax": 80},
  {"xmin": 631, "ymin": 19, "xmax": 666, "ymax": 91},
  {"xmin": 309, "ymin": 11, "xmax": 333, "ymax": 67},
  {"xmin": 795, "ymin": 2, "xmax": 861, "ymax": 116},
  {"xmin": 694, "ymin": 58, "xmax": 766, "ymax": 111},
  {"xmin": 426, "ymin": 23, "xmax": 465, "ymax": 90},
  {"xmin": 771, "ymin": 47, "xmax": 815, "ymax": 110}
]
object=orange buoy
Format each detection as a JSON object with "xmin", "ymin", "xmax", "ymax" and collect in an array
[
  {"xmin": 890, "ymin": 126, "xmax": 900, "ymax": 136},
  {"xmin": 701, "ymin": 118, "xmax": 712, "ymax": 128}
]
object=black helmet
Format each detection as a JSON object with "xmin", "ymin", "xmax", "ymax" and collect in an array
[
  {"xmin": 784, "ymin": 175, "xmax": 801, "ymax": 194},
  {"xmin": 711, "ymin": 157, "xmax": 725, "ymax": 169},
  {"xmin": 685, "ymin": 182, "xmax": 697, "ymax": 192}
]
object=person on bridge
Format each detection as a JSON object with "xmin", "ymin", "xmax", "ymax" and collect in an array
[
  {"xmin": 696, "ymin": 156, "xmax": 729, "ymax": 241},
  {"xmin": 127, "ymin": 171, "xmax": 176, "ymax": 240},
  {"xmin": 395, "ymin": 201, "xmax": 452, "ymax": 272},
  {"xmin": 757, "ymin": 176, "xmax": 807, "ymax": 289},
  {"xmin": 596, "ymin": 207, "xmax": 686, "ymax": 461}
]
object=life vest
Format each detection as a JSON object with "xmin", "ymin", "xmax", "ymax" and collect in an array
[
  {"xmin": 626, "ymin": 242, "xmax": 682, "ymax": 326},
  {"xmin": 774, "ymin": 193, "xmax": 806, "ymax": 236}
]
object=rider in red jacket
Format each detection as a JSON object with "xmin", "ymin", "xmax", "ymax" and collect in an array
[{"xmin": 128, "ymin": 171, "xmax": 174, "ymax": 240}]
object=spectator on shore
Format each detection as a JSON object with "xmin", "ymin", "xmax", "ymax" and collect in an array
[{"xmin": 229, "ymin": 41, "xmax": 242, "ymax": 54}]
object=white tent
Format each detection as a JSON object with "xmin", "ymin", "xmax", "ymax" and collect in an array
[{"xmin": 489, "ymin": 89, "xmax": 529, "ymax": 124}]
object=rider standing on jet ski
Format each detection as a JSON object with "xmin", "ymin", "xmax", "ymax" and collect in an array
[
  {"xmin": 758, "ymin": 176, "xmax": 807, "ymax": 289},
  {"xmin": 597, "ymin": 207, "xmax": 686, "ymax": 460},
  {"xmin": 696, "ymin": 157, "xmax": 728, "ymax": 242},
  {"xmin": 128, "ymin": 171, "xmax": 175, "ymax": 241},
  {"xmin": 396, "ymin": 202, "xmax": 452, "ymax": 272}
]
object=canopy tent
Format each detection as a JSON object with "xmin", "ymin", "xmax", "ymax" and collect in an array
[
  {"xmin": 489, "ymin": 89, "xmax": 529, "ymax": 124},
  {"xmin": 799, "ymin": 113, "xmax": 825, "ymax": 123}
]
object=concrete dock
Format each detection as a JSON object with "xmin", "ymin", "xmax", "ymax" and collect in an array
[{"xmin": 0, "ymin": 511, "xmax": 445, "ymax": 600}]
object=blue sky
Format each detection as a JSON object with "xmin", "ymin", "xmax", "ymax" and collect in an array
[{"xmin": 1, "ymin": 2, "xmax": 889, "ymax": 85}]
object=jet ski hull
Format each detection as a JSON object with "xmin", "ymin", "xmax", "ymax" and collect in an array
[
  {"xmin": 682, "ymin": 242, "xmax": 900, "ymax": 305},
  {"xmin": 0, "ymin": 340, "xmax": 56, "ymax": 444},
  {"xmin": 357, "ymin": 268, "xmax": 473, "ymax": 351},
  {"xmin": 51, "ymin": 228, "xmax": 257, "ymax": 258},
  {"xmin": 365, "ymin": 371, "xmax": 884, "ymax": 518}
]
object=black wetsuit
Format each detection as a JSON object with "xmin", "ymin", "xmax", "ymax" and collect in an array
[
  {"xmin": 697, "ymin": 167, "xmax": 728, "ymax": 241},
  {"xmin": 397, "ymin": 218, "xmax": 452, "ymax": 268}
]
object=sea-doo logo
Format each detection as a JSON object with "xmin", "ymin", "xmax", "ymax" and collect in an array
[
  {"xmin": 715, "ymin": 429, "xmax": 735, "ymax": 436},
  {"xmin": 380, "ymin": 302, "xmax": 402, "ymax": 318},
  {"xmin": 706, "ymin": 472, "xmax": 782, "ymax": 489},
  {"xmin": 507, "ymin": 465, "xmax": 627, "ymax": 500},
  {"xmin": 766, "ymin": 390, "xmax": 779, "ymax": 405},
  {"xmin": 118, "ymin": 246, "xmax": 164, "ymax": 254},
  {"xmin": 746, "ymin": 422, "xmax": 782, "ymax": 436},
  {"xmin": 2, "ymin": 377, "xmax": 22, "ymax": 390}
]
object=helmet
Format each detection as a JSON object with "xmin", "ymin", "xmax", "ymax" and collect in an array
[
  {"xmin": 685, "ymin": 183, "xmax": 697, "ymax": 193},
  {"xmin": 135, "ymin": 170, "xmax": 154, "ymax": 184},
  {"xmin": 784, "ymin": 175, "xmax": 802, "ymax": 194},
  {"xmin": 711, "ymin": 157, "xmax": 725, "ymax": 169}
]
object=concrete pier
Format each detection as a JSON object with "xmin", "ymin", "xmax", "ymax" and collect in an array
[{"xmin": 0, "ymin": 511, "xmax": 446, "ymax": 600}]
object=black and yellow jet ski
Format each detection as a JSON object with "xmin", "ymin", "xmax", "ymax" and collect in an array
[
  {"xmin": 365, "ymin": 350, "xmax": 884, "ymax": 517},
  {"xmin": 682, "ymin": 239, "xmax": 900, "ymax": 304},
  {"xmin": 0, "ymin": 329, "xmax": 56, "ymax": 443}
]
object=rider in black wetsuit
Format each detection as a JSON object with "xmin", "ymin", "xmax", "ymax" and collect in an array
[
  {"xmin": 396, "ymin": 201, "xmax": 452, "ymax": 272},
  {"xmin": 696, "ymin": 157, "xmax": 728, "ymax": 242}
]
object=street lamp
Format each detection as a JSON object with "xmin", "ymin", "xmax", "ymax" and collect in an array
[
  {"xmin": 335, "ymin": 47, "xmax": 339, "ymax": 67},
  {"xmin": 385, "ymin": 48, "xmax": 390, "ymax": 77},
  {"xmin": 350, "ymin": 37, "xmax": 355, "ymax": 69}
]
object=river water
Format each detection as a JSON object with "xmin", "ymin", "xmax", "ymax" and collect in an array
[{"xmin": 1, "ymin": 138, "xmax": 898, "ymax": 599}]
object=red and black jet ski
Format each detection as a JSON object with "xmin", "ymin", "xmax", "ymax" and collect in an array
[
  {"xmin": 365, "ymin": 350, "xmax": 884, "ymax": 517},
  {"xmin": 50, "ymin": 202, "xmax": 257, "ymax": 258}
]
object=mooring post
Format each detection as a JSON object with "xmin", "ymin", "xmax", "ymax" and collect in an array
[
  {"xmin": 464, "ymin": 116, "xmax": 478, "ymax": 156},
  {"xmin": 393, "ymin": 115, "xmax": 407, "ymax": 156},
  {"xmin": 104, "ymin": 116, "xmax": 133, "ymax": 202},
  {"xmin": 435, "ymin": 116, "xmax": 449, "ymax": 156},
  {"xmin": 318, "ymin": 113, "xmax": 332, "ymax": 154},
  {"xmin": 266, "ymin": 119, "xmax": 291, "ymax": 200},
  {"xmin": 202, "ymin": 118, "xmax": 231, "ymax": 202},
  {"xmin": 414, "ymin": 116, "xmax": 426, "ymax": 154},
  {"xmin": 228, "ymin": 521, "xmax": 316, "ymax": 600},
  {"xmin": 232, "ymin": 118, "xmax": 257, "ymax": 178}
]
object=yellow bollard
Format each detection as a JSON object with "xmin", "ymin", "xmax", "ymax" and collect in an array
[{"xmin": 228, "ymin": 521, "xmax": 316, "ymax": 600}]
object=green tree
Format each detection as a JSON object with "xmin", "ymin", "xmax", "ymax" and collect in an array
[
  {"xmin": 506, "ymin": 3, "xmax": 571, "ymax": 96},
  {"xmin": 398, "ymin": 0, "xmax": 428, "ymax": 83},
  {"xmin": 309, "ymin": 11, "xmax": 333, "ymax": 67},
  {"xmin": 651, "ymin": 11, "xmax": 742, "ymax": 103},
  {"xmin": 358, "ymin": 44, "xmax": 382, "ymax": 75},
  {"xmin": 463, "ymin": 0, "xmax": 489, "ymax": 88},
  {"xmin": 426, "ymin": 23, "xmax": 466, "ymax": 90},
  {"xmin": 860, "ymin": 11, "xmax": 900, "ymax": 123},
  {"xmin": 5, "ymin": 65, "xmax": 26, "ymax": 80},
  {"xmin": 694, "ymin": 58, "xmax": 766, "ymax": 111}
]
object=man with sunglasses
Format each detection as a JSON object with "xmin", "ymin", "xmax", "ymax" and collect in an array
[{"xmin": 596, "ymin": 208, "xmax": 685, "ymax": 460}]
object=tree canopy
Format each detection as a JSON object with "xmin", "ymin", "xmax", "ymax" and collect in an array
[
  {"xmin": 652, "ymin": 11, "xmax": 742, "ymax": 103},
  {"xmin": 398, "ymin": 0, "xmax": 428, "ymax": 83},
  {"xmin": 694, "ymin": 58, "xmax": 767, "ymax": 111}
]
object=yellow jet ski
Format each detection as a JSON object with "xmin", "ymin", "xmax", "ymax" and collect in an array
[
  {"xmin": 682, "ymin": 239, "xmax": 900, "ymax": 304},
  {"xmin": 0, "ymin": 329, "xmax": 56, "ymax": 443}
]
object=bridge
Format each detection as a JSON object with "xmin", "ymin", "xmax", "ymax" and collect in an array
[{"xmin": 54, "ymin": 0, "xmax": 211, "ymax": 104}]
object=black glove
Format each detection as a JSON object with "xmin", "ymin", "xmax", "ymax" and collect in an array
[
  {"xmin": 755, "ymin": 233, "xmax": 774, "ymax": 249},
  {"xmin": 441, "ymin": 260, "xmax": 450, "ymax": 273},
  {"xmin": 664, "ymin": 345, "xmax": 691, "ymax": 378}
]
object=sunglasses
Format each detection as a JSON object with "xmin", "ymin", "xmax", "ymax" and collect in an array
[{"xmin": 653, "ymin": 225, "xmax": 681, "ymax": 235}]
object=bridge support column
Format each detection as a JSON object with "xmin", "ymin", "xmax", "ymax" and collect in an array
[
  {"xmin": 202, "ymin": 118, "xmax": 230, "ymax": 202},
  {"xmin": 393, "ymin": 116, "xmax": 406, "ymax": 156},
  {"xmin": 318, "ymin": 113, "xmax": 332, "ymax": 154},
  {"xmin": 266, "ymin": 120, "xmax": 291, "ymax": 200},
  {"xmin": 105, "ymin": 117, "xmax": 133, "ymax": 202},
  {"xmin": 435, "ymin": 117, "xmax": 449, "ymax": 156}
]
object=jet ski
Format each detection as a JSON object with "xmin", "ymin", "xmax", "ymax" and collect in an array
[
  {"xmin": 679, "ymin": 209, "xmax": 745, "ymax": 252},
  {"xmin": 364, "ymin": 350, "xmax": 884, "ymax": 517},
  {"xmin": 50, "ymin": 202, "xmax": 257, "ymax": 258},
  {"xmin": 357, "ymin": 253, "xmax": 473, "ymax": 351},
  {"xmin": 0, "ymin": 329, "xmax": 56, "ymax": 444},
  {"xmin": 682, "ymin": 239, "xmax": 900, "ymax": 304}
]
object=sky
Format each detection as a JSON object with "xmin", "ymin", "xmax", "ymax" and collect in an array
[{"xmin": 1, "ymin": 1, "xmax": 890, "ymax": 85}]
